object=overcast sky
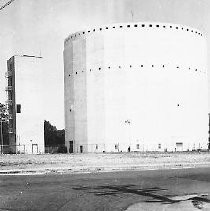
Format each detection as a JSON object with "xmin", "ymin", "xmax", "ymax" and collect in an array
[{"xmin": 0, "ymin": 0, "xmax": 209, "ymax": 129}]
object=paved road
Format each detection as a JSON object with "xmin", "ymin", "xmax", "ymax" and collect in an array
[{"xmin": 0, "ymin": 167, "xmax": 210, "ymax": 211}]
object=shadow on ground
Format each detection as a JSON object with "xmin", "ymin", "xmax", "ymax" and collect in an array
[{"xmin": 73, "ymin": 184, "xmax": 210, "ymax": 209}]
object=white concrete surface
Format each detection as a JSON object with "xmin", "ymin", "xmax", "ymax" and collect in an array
[{"xmin": 64, "ymin": 22, "xmax": 208, "ymax": 153}]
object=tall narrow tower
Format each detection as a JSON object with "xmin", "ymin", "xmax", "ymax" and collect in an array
[{"xmin": 6, "ymin": 55, "xmax": 44, "ymax": 154}]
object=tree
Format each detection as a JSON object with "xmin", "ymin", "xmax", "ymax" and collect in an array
[
  {"xmin": 44, "ymin": 120, "xmax": 65, "ymax": 146},
  {"xmin": 0, "ymin": 103, "xmax": 9, "ymax": 148}
]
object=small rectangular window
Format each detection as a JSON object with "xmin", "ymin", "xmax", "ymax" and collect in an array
[
  {"xmin": 9, "ymin": 105, "xmax": 13, "ymax": 112},
  {"xmin": 8, "ymin": 92, "xmax": 12, "ymax": 100},
  {"xmin": 136, "ymin": 144, "xmax": 139, "ymax": 149},
  {"xmin": 9, "ymin": 119, "xmax": 13, "ymax": 128},
  {"xmin": 9, "ymin": 63, "xmax": 13, "ymax": 71},
  {"xmin": 17, "ymin": 104, "xmax": 21, "ymax": 113},
  {"xmin": 8, "ymin": 78, "xmax": 12, "ymax": 86}
]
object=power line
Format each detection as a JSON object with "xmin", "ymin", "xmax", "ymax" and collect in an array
[{"xmin": 0, "ymin": 0, "xmax": 16, "ymax": 12}]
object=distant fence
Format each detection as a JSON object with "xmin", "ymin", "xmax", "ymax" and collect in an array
[
  {"xmin": 45, "ymin": 145, "xmax": 67, "ymax": 154},
  {"xmin": 0, "ymin": 144, "xmax": 67, "ymax": 154},
  {"xmin": 0, "ymin": 144, "xmax": 45, "ymax": 154},
  {"xmin": 0, "ymin": 144, "xmax": 26, "ymax": 154}
]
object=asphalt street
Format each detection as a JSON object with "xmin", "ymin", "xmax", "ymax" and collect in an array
[{"xmin": 0, "ymin": 167, "xmax": 210, "ymax": 211}]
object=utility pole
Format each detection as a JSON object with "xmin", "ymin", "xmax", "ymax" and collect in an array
[
  {"xmin": 0, "ymin": 119, "xmax": 3, "ymax": 154},
  {"xmin": 130, "ymin": 10, "xmax": 134, "ymax": 22},
  {"xmin": 208, "ymin": 113, "xmax": 210, "ymax": 150}
]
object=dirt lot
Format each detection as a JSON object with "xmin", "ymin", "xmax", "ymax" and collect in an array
[{"xmin": 0, "ymin": 152, "xmax": 210, "ymax": 174}]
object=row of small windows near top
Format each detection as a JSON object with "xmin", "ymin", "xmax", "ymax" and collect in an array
[
  {"xmin": 68, "ymin": 64, "xmax": 205, "ymax": 77},
  {"xmin": 65, "ymin": 23, "xmax": 203, "ymax": 43}
]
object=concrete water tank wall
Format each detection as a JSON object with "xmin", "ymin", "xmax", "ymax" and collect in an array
[{"xmin": 64, "ymin": 22, "xmax": 208, "ymax": 152}]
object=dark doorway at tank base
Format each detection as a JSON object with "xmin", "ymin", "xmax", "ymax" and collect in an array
[{"xmin": 69, "ymin": 141, "xmax": 73, "ymax": 153}]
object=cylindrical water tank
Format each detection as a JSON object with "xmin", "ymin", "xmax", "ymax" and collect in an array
[{"xmin": 64, "ymin": 22, "xmax": 208, "ymax": 152}]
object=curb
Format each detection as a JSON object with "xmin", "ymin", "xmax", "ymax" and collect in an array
[{"xmin": 0, "ymin": 162, "xmax": 210, "ymax": 175}]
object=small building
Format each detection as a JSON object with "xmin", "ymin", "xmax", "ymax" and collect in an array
[{"xmin": 5, "ymin": 55, "xmax": 44, "ymax": 154}]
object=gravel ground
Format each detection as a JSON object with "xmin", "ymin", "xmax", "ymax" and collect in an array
[{"xmin": 0, "ymin": 152, "xmax": 210, "ymax": 174}]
